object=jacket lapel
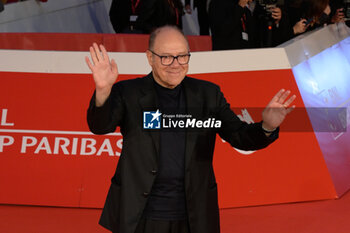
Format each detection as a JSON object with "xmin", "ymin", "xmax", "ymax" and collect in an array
[{"xmin": 183, "ymin": 77, "xmax": 203, "ymax": 171}]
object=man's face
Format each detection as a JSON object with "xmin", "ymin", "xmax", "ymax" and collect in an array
[{"xmin": 146, "ymin": 29, "xmax": 189, "ymax": 89}]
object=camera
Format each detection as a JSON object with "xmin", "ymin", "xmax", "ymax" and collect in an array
[
  {"xmin": 258, "ymin": 0, "xmax": 278, "ymax": 5},
  {"xmin": 258, "ymin": 0, "xmax": 278, "ymax": 19},
  {"xmin": 344, "ymin": 0, "xmax": 350, "ymax": 19}
]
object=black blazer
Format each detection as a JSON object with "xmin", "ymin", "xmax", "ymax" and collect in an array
[
  {"xmin": 87, "ymin": 74, "xmax": 277, "ymax": 233},
  {"xmin": 209, "ymin": 0, "xmax": 259, "ymax": 50}
]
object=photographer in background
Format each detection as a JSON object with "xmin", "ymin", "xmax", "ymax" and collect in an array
[
  {"xmin": 286, "ymin": 0, "xmax": 332, "ymax": 37},
  {"xmin": 256, "ymin": 0, "xmax": 293, "ymax": 47},
  {"xmin": 185, "ymin": 0, "xmax": 210, "ymax": 35},
  {"xmin": 109, "ymin": 0, "xmax": 143, "ymax": 33},
  {"xmin": 209, "ymin": 0, "xmax": 289, "ymax": 50},
  {"xmin": 329, "ymin": 0, "xmax": 349, "ymax": 26}
]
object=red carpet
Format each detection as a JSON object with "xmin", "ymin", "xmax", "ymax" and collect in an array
[
  {"xmin": 1, "ymin": 191, "xmax": 349, "ymax": 233},
  {"xmin": 220, "ymin": 190, "xmax": 350, "ymax": 233}
]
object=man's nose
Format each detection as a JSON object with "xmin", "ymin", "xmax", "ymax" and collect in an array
[{"xmin": 170, "ymin": 57, "xmax": 181, "ymax": 67}]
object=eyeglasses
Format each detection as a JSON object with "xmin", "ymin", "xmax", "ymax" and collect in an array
[{"xmin": 149, "ymin": 50, "xmax": 191, "ymax": 66}]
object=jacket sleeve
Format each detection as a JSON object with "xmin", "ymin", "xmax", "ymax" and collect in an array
[
  {"xmin": 215, "ymin": 88, "xmax": 278, "ymax": 151},
  {"xmin": 87, "ymin": 83, "xmax": 125, "ymax": 135}
]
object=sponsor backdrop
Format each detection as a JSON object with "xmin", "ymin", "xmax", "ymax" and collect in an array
[
  {"xmin": 0, "ymin": 33, "xmax": 211, "ymax": 52},
  {"xmin": 0, "ymin": 31, "xmax": 349, "ymax": 209}
]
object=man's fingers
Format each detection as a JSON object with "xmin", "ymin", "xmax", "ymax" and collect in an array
[
  {"xmin": 283, "ymin": 94, "xmax": 296, "ymax": 108},
  {"xmin": 85, "ymin": 56, "xmax": 94, "ymax": 71},
  {"xmin": 271, "ymin": 89, "xmax": 285, "ymax": 103},
  {"xmin": 100, "ymin": 45, "xmax": 110, "ymax": 62},
  {"xmin": 89, "ymin": 43, "xmax": 110, "ymax": 67},
  {"xmin": 278, "ymin": 90, "xmax": 291, "ymax": 104},
  {"xmin": 89, "ymin": 46, "xmax": 99, "ymax": 65},
  {"xmin": 93, "ymin": 43, "xmax": 104, "ymax": 62},
  {"xmin": 111, "ymin": 59, "xmax": 119, "ymax": 75},
  {"xmin": 286, "ymin": 105, "xmax": 296, "ymax": 114}
]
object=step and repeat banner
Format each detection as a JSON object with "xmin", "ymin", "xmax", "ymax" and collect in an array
[{"xmin": 0, "ymin": 28, "xmax": 349, "ymax": 208}]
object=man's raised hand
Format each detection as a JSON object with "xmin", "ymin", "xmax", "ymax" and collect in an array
[
  {"xmin": 85, "ymin": 43, "xmax": 118, "ymax": 106},
  {"xmin": 262, "ymin": 89, "xmax": 296, "ymax": 132}
]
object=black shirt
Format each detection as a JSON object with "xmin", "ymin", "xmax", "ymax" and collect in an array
[{"xmin": 143, "ymin": 78, "xmax": 187, "ymax": 220}]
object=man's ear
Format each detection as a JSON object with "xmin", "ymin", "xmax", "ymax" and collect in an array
[{"xmin": 146, "ymin": 50, "xmax": 153, "ymax": 67}]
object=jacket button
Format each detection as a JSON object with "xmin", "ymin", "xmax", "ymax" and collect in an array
[
  {"xmin": 143, "ymin": 192, "xmax": 149, "ymax": 197},
  {"xmin": 151, "ymin": 170, "xmax": 157, "ymax": 175}
]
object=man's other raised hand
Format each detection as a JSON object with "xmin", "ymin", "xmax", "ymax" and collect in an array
[
  {"xmin": 85, "ymin": 43, "xmax": 118, "ymax": 107},
  {"xmin": 262, "ymin": 89, "xmax": 296, "ymax": 132}
]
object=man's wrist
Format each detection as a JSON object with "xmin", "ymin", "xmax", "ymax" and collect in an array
[
  {"xmin": 261, "ymin": 124, "xmax": 276, "ymax": 133},
  {"xmin": 95, "ymin": 88, "xmax": 112, "ymax": 107}
]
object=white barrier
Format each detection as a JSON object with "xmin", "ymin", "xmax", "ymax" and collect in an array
[{"xmin": 0, "ymin": 0, "xmax": 114, "ymax": 33}]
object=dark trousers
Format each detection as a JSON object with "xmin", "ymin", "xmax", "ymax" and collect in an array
[{"xmin": 135, "ymin": 218, "xmax": 191, "ymax": 233}]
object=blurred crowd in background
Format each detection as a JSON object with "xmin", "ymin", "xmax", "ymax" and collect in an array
[
  {"xmin": 109, "ymin": 0, "xmax": 350, "ymax": 50},
  {"xmin": 0, "ymin": 0, "xmax": 46, "ymax": 12},
  {"xmin": 0, "ymin": 0, "xmax": 349, "ymax": 50},
  {"xmin": 1, "ymin": 0, "xmax": 46, "ymax": 3}
]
